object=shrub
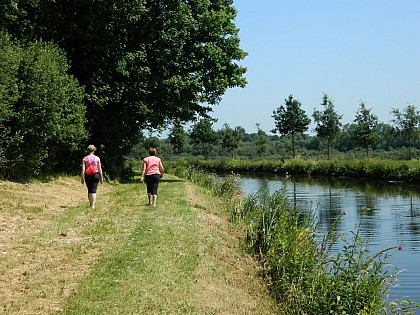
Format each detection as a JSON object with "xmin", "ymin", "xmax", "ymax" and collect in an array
[{"xmin": 0, "ymin": 35, "xmax": 86, "ymax": 180}]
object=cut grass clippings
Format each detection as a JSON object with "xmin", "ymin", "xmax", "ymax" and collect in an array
[{"xmin": 0, "ymin": 176, "xmax": 278, "ymax": 315}]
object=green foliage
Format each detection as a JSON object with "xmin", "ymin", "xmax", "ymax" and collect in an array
[
  {"xmin": 167, "ymin": 162, "xmax": 241, "ymax": 201},
  {"xmin": 218, "ymin": 123, "xmax": 243, "ymax": 157},
  {"xmin": 0, "ymin": 33, "xmax": 18, "ymax": 168},
  {"xmin": 118, "ymin": 166, "xmax": 135, "ymax": 183},
  {"xmin": 242, "ymin": 187, "xmax": 418, "ymax": 315},
  {"xmin": 313, "ymin": 93, "xmax": 343, "ymax": 159},
  {"xmin": 143, "ymin": 136, "xmax": 161, "ymax": 151},
  {"xmin": 353, "ymin": 102, "xmax": 379, "ymax": 157},
  {"xmin": 158, "ymin": 119, "xmax": 419, "ymax": 161},
  {"xmin": 272, "ymin": 95, "xmax": 311, "ymax": 158},
  {"xmin": 391, "ymin": 105, "xmax": 420, "ymax": 159},
  {"xmin": 189, "ymin": 117, "xmax": 219, "ymax": 157},
  {"xmin": 255, "ymin": 123, "xmax": 270, "ymax": 157},
  {"xmin": 0, "ymin": 35, "xmax": 86, "ymax": 180},
  {"xmin": 168, "ymin": 120, "xmax": 188, "ymax": 154}
]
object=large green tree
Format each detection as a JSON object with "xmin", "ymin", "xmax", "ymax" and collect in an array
[
  {"xmin": 352, "ymin": 102, "xmax": 379, "ymax": 157},
  {"xmin": 272, "ymin": 95, "xmax": 311, "ymax": 158},
  {"xmin": 313, "ymin": 93, "xmax": 342, "ymax": 159},
  {"xmin": 391, "ymin": 105, "xmax": 420, "ymax": 159},
  {"xmin": 2, "ymin": 0, "xmax": 247, "ymax": 177}
]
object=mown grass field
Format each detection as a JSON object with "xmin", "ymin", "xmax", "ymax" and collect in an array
[{"xmin": 0, "ymin": 175, "xmax": 279, "ymax": 315}]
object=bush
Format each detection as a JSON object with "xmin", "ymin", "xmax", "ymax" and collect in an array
[
  {"xmin": 0, "ymin": 34, "xmax": 86, "ymax": 180},
  {"xmin": 119, "ymin": 166, "xmax": 135, "ymax": 183}
]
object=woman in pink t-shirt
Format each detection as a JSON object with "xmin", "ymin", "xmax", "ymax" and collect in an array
[
  {"xmin": 81, "ymin": 144, "xmax": 104, "ymax": 209},
  {"xmin": 140, "ymin": 148, "xmax": 164, "ymax": 206}
]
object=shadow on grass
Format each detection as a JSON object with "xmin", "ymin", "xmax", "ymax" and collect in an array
[
  {"xmin": 119, "ymin": 177, "xmax": 185, "ymax": 185},
  {"xmin": 160, "ymin": 178, "xmax": 185, "ymax": 183}
]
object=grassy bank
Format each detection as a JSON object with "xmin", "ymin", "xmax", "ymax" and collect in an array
[
  {"xmin": 167, "ymin": 166, "xmax": 420, "ymax": 314},
  {"xmin": 167, "ymin": 158, "xmax": 420, "ymax": 183},
  {"xmin": 0, "ymin": 176, "xmax": 278, "ymax": 314}
]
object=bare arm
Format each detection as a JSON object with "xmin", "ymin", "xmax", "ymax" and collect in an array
[
  {"xmin": 140, "ymin": 161, "xmax": 146, "ymax": 183},
  {"xmin": 97, "ymin": 157, "xmax": 104, "ymax": 183},
  {"xmin": 81, "ymin": 159, "xmax": 85, "ymax": 184},
  {"xmin": 159, "ymin": 161, "xmax": 164, "ymax": 175}
]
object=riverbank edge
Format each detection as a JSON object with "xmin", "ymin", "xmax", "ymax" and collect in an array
[{"xmin": 166, "ymin": 157, "xmax": 420, "ymax": 183}]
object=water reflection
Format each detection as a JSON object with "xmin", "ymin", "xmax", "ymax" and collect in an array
[{"xmin": 237, "ymin": 174, "xmax": 420, "ymax": 309}]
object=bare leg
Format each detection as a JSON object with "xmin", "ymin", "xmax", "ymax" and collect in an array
[
  {"xmin": 152, "ymin": 194, "xmax": 157, "ymax": 206},
  {"xmin": 147, "ymin": 193, "xmax": 152, "ymax": 205},
  {"xmin": 88, "ymin": 193, "xmax": 93, "ymax": 207},
  {"xmin": 91, "ymin": 193, "xmax": 97, "ymax": 208}
]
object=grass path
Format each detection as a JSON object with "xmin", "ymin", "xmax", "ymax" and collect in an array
[{"xmin": 0, "ymin": 176, "xmax": 278, "ymax": 314}]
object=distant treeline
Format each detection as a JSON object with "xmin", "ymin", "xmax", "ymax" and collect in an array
[{"xmin": 130, "ymin": 113, "xmax": 420, "ymax": 162}]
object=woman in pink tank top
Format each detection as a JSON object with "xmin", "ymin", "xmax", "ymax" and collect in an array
[
  {"xmin": 140, "ymin": 148, "xmax": 164, "ymax": 206},
  {"xmin": 81, "ymin": 144, "xmax": 104, "ymax": 208}
]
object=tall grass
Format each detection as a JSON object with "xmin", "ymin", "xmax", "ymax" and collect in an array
[
  {"xmin": 242, "ymin": 184, "xmax": 419, "ymax": 315},
  {"xmin": 168, "ymin": 164, "xmax": 243, "ymax": 219}
]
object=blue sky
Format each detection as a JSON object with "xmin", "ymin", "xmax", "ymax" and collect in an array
[{"xmin": 210, "ymin": 0, "xmax": 420, "ymax": 134}]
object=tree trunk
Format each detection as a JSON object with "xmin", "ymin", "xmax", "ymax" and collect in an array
[
  {"xmin": 292, "ymin": 133, "xmax": 296, "ymax": 158},
  {"xmin": 327, "ymin": 138, "xmax": 331, "ymax": 160},
  {"xmin": 408, "ymin": 135, "xmax": 412, "ymax": 159}
]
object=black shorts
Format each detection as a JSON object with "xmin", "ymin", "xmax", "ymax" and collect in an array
[
  {"xmin": 144, "ymin": 174, "xmax": 160, "ymax": 195},
  {"xmin": 85, "ymin": 173, "xmax": 100, "ymax": 193}
]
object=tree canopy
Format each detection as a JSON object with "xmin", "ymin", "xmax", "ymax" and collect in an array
[
  {"xmin": 391, "ymin": 104, "xmax": 420, "ymax": 159},
  {"xmin": 272, "ymin": 95, "xmax": 311, "ymax": 158},
  {"xmin": 1, "ymin": 0, "xmax": 247, "ymax": 177},
  {"xmin": 218, "ymin": 123, "xmax": 243, "ymax": 157},
  {"xmin": 189, "ymin": 117, "xmax": 218, "ymax": 157},
  {"xmin": 352, "ymin": 102, "xmax": 379, "ymax": 157},
  {"xmin": 313, "ymin": 93, "xmax": 342, "ymax": 159},
  {"xmin": 168, "ymin": 120, "xmax": 188, "ymax": 154}
]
